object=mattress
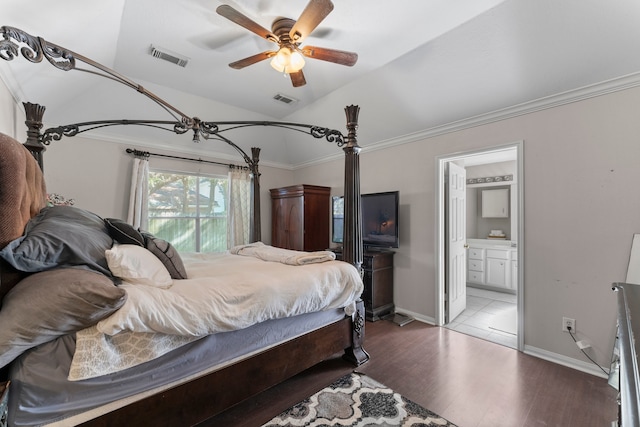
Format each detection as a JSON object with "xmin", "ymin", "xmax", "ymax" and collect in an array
[{"xmin": 8, "ymin": 308, "xmax": 346, "ymax": 427}]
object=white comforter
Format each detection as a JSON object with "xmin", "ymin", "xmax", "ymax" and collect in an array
[
  {"xmin": 70, "ymin": 251, "xmax": 363, "ymax": 380},
  {"xmin": 229, "ymin": 241, "xmax": 336, "ymax": 265},
  {"xmin": 97, "ymin": 251, "xmax": 361, "ymax": 336}
]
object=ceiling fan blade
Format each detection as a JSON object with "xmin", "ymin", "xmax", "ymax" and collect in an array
[
  {"xmin": 289, "ymin": 0, "xmax": 334, "ymax": 44},
  {"xmin": 216, "ymin": 5, "xmax": 278, "ymax": 43},
  {"xmin": 290, "ymin": 70, "xmax": 307, "ymax": 87},
  {"xmin": 301, "ymin": 46, "xmax": 358, "ymax": 66},
  {"xmin": 229, "ymin": 51, "xmax": 277, "ymax": 69}
]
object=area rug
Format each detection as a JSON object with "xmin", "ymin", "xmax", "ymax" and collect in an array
[
  {"xmin": 488, "ymin": 306, "xmax": 517, "ymax": 335},
  {"xmin": 261, "ymin": 372, "xmax": 457, "ymax": 427}
]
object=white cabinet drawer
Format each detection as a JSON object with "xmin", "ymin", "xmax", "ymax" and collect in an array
[
  {"xmin": 468, "ymin": 259, "xmax": 484, "ymax": 271},
  {"xmin": 468, "ymin": 248, "xmax": 485, "ymax": 260},
  {"xmin": 486, "ymin": 249, "xmax": 510, "ymax": 260},
  {"xmin": 468, "ymin": 270, "xmax": 484, "ymax": 284}
]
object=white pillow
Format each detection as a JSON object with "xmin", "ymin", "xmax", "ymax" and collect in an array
[{"xmin": 106, "ymin": 244, "xmax": 173, "ymax": 288}]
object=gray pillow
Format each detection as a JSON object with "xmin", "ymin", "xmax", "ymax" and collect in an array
[
  {"xmin": 104, "ymin": 218, "xmax": 145, "ymax": 246},
  {"xmin": 0, "ymin": 268, "xmax": 126, "ymax": 369},
  {"xmin": 141, "ymin": 231, "xmax": 188, "ymax": 279},
  {"xmin": 0, "ymin": 206, "xmax": 114, "ymax": 277}
]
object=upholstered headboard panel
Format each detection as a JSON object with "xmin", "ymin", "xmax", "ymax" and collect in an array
[{"xmin": 0, "ymin": 132, "xmax": 47, "ymax": 300}]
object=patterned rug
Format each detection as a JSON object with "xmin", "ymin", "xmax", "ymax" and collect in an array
[{"xmin": 262, "ymin": 372, "xmax": 458, "ymax": 427}]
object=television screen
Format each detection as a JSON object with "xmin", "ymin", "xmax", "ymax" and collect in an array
[
  {"xmin": 331, "ymin": 191, "xmax": 399, "ymax": 249},
  {"xmin": 361, "ymin": 191, "xmax": 399, "ymax": 249}
]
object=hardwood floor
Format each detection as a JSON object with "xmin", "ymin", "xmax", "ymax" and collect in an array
[{"xmin": 202, "ymin": 320, "xmax": 618, "ymax": 427}]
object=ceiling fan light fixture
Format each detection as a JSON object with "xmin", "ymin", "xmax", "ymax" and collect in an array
[
  {"xmin": 270, "ymin": 47, "xmax": 305, "ymax": 73},
  {"xmin": 289, "ymin": 51, "xmax": 305, "ymax": 72}
]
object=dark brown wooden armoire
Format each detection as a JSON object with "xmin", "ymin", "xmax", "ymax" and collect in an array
[{"xmin": 270, "ymin": 184, "xmax": 330, "ymax": 251}]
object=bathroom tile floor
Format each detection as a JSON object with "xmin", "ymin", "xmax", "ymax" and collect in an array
[{"xmin": 445, "ymin": 287, "xmax": 518, "ymax": 349}]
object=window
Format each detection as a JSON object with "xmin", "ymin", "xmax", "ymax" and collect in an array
[
  {"xmin": 147, "ymin": 170, "xmax": 228, "ymax": 252},
  {"xmin": 332, "ymin": 196, "xmax": 344, "ymax": 243}
]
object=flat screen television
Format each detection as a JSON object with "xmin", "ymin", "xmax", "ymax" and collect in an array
[
  {"xmin": 361, "ymin": 191, "xmax": 400, "ymax": 249},
  {"xmin": 332, "ymin": 191, "xmax": 400, "ymax": 249}
]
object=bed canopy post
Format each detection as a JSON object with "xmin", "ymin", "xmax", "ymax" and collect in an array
[
  {"xmin": 23, "ymin": 102, "xmax": 46, "ymax": 170},
  {"xmin": 341, "ymin": 104, "xmax": 369, "ymax": 366},
  {"xmin": 250, "ymin": 147, "xmax": 261, "ymax": 243},
  {"xmin": 341, "ymin": 105, "xmax": 363, "ymax": 273}
]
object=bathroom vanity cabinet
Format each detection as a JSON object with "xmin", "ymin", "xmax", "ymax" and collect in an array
[{"xmin": 467, "ymin": 240, "xmax": 517, "ymax": 292}]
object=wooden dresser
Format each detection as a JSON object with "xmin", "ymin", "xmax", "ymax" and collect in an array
[
  {"xmin": 270, "ymin": 185, "xmax": 330, "ymax": 251},
  {"xmin": 613, "ymin": 282, "xmax": 640, "ymax": 426},
  {"xmin": 335, "ymin": 249, "xmax": 395, "ymax": 321}
]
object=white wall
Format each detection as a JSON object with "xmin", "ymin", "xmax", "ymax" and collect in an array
[
  {"xmin": 0, "ymin": 76, "xmax": 22, "ymax": 138},
  {"xmin": 296, "ymin": 85, "xmax": 640, "ymax": 371}
]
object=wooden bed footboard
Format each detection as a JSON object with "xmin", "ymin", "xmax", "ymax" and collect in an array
[{"xmin": 77, "ymin": 300, "xmax": 369, "ymax": 426}]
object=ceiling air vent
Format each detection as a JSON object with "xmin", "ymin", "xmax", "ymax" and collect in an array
[
  {"xmin": 149, "ymin": 45, "xmax": 189, "ymax": 68},
  {"xmin": 273, "ymin": 93, "xmax": 298, "ymax": 105}
]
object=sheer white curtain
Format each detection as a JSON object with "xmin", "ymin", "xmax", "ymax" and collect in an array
[
  {"xmin": 227, "ymin": 167, "xmax": 252, "ymax": 248},
  {"xmin": 127, "ymin": 156, "xmax": 149, "ymax": 229}
]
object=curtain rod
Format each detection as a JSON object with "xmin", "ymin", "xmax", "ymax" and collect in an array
[{"xmin": 125, "ymin": 148, "xmax": 248, "ymax": 170}]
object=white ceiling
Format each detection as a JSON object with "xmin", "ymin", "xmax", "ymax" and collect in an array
[{"xmin": 2, "ymin": 0, "xmax": 640, "ymax": 167}]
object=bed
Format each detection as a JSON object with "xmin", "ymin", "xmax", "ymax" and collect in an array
[
  {"xmin": 0, "ymin": 128, "xmax": 367, "ymax": 426},
  {"xmin": 0, "ymin": 28, "xmax": 368, "ymax": 427}
]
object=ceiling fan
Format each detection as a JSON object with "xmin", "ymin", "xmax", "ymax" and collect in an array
[{"xmin": 216, "ymin": 0, "xmax": 358, "ymax": 87}]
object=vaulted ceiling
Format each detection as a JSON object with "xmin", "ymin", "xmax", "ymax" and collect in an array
[{"xmin": 2, "ymin": 0, "xmax": 640, "ymax": 168}]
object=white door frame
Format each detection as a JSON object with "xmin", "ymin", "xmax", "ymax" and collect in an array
[{"xmin": 435, "ymin": 141, "xmax": 524, "ymax": 351}]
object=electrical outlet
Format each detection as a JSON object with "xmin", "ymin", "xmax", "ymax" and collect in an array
[{"xmin": 562, "ymin": 317, "xmax": 576, "ymax": 333}]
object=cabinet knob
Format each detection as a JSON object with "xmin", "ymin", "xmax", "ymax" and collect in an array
[{"xmin": 464, "ymin": 244, "xmax": 469, "ymax": 249}]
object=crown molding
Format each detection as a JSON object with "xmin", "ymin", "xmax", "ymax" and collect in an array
[
  {"xmin": 294, "ymin": 71, "xmax": 640, "ymax": 169},
  {"xmin": 5, "ymin": 61, "xmax": 640, "ymax": 172}
]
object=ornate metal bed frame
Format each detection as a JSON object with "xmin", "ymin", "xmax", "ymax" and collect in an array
[
  {"xmin": 0, "ymin": 26, "xmax": 369, "ymax": 425},
  {"xmin": 0, "ymin": 25, "xmax": 363, "ymax": 270}
]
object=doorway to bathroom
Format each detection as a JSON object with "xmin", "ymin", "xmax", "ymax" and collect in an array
[{"xmin": 435, "ymin": 142, "xmax": 523, "ymax": 350}]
